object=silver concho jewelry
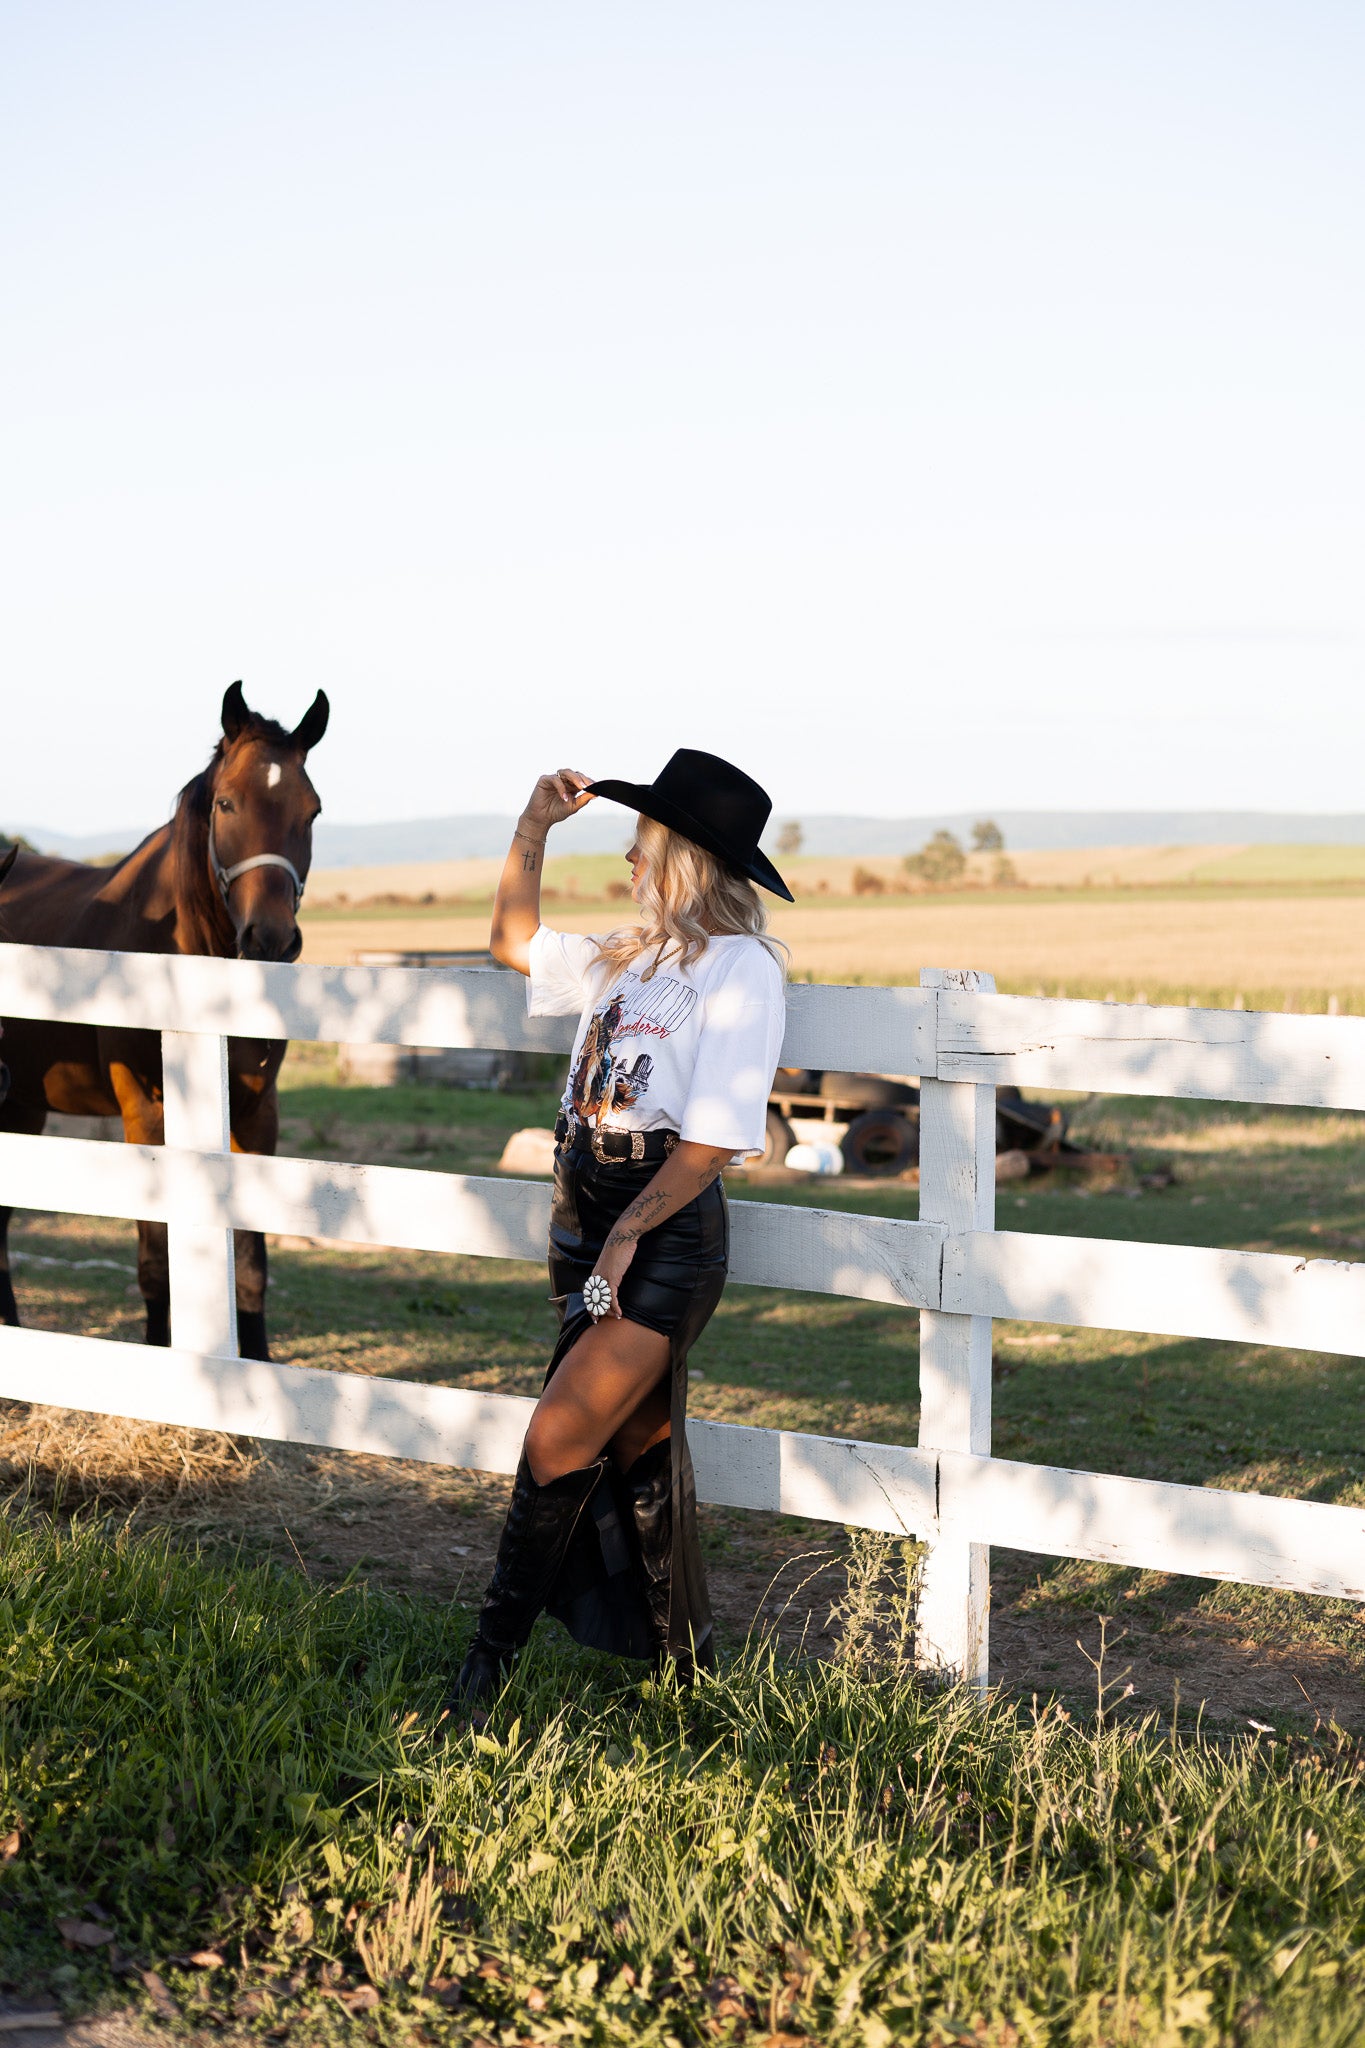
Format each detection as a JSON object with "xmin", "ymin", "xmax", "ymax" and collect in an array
[{"xmin": 584, "ymin": 1274, "xmax": 613, "ymax": 1320}]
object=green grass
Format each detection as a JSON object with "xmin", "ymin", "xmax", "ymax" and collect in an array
[
  {"xmin": 11, "ymin": 1067, "xmax": 1365, "ymax": 1690},
  {"xmin": 1189, "ymin": 846, "xmax": 1365, "ymax": 885},
  {"xmin": 5, "ymin": 1510, "xmax": 1365, "ymax": 2045},
  {"xmin": 7, "ymin": 1068, "xmax": 1365, "ymax": 2037}
]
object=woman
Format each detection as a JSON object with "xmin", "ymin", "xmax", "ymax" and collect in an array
[{"xmin": 449, "ymin": 748, "xmax": 792, "ymax": 1708}]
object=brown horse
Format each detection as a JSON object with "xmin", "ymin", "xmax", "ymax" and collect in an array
[{"xmin": 0, "ymin": 684, "xmax": 328, "ymax": 1359}]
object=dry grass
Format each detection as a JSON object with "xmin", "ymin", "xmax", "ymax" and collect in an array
[
  {"xmin": 770, "ymin": 894, "xmax": 1365, "ymax": 997},
  {"xmin": 299, "ymin": 889, "xmax": 1365, "ymax": 1000},
  {"xmin": 307, "ymin": 856, "xmax": 503, "ymax": 905},
  {"xmin": 0, "ymin": 1402, "xmax": 263, "ymax": 1508}
]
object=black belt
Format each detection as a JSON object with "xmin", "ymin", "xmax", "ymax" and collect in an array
[{"xmin": 555, "ymin": 1114, "xmax": 679, "ymax": 1164}]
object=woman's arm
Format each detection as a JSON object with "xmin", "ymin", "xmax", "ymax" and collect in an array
[
  {"xmin": 489, "ymin": 769, "xmax": 594, "ymax": 975},
  {"xmin": 589, "ymin": 1140, "xmax": 732, "ymax": 1317}
]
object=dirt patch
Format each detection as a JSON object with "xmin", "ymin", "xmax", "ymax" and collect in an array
[
  {"xmin": 0, "ymin": 2012, "xmax": 241, "ymax": 2048},
  {"xmin": 989, "ymin": 1552, "xmax": 1365, "ymax": 1732}
]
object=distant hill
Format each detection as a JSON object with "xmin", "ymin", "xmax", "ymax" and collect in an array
[
  {"xmin": 10, "ymin": 809, "xmax": 1365, "ymax": 866},
  {"xmin": 776, "ymin": 813, "xmax": 1365, "ymax": 856}
]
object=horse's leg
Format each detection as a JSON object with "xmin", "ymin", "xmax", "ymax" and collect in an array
[
  {"xmin": 0, "ymin": 1208, "xmax": 18, "ymax": 1328},
  {"xmin": 0, "ymin": 1091, "xmax": 49, "ymax": 1327},
  {"xmin": 102, "ymin": 1032, "xmax": 171, "ymax": 1347},
  {"xmin": 137, "ymin": 1220, "xmax": 172, "ymax": 1347},
  {"xmin": 233, "ymin": 1230, "xmax": 270, "ymax": 1363},
  {"xmin": 229, "ymin": 1038, "xmax": 286, "ymax": 1363}
]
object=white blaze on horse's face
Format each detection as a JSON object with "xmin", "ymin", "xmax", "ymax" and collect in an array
[{"xmin": 265, "ymin": 761, "xmax": 283, "ymax": 790}]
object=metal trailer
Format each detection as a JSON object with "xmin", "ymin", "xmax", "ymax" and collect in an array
[{"xmin": 764, "ymin": 1070, "xmax": 1076, "ymax": 1176}]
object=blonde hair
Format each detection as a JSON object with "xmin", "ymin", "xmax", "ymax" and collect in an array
[{"xmin": 593, "ymin": 814, "xmax": 788, "ymax": 983}]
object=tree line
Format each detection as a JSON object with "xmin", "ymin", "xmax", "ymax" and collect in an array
[{"xmin": 772, "ymin": 818, "xmax": 1021, "ymax": 893}]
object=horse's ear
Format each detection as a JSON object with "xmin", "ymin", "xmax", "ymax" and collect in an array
[
  {"xmin": 221, "ymin": 680, "xmax": 250, "ymax": 740},
  {"xmin": 0, "ymin": 844, "xmax": 17, "ymax": 885},
  {"xmin": 291, "ymin": 689, "xmax": 330, "ymax": 754}
]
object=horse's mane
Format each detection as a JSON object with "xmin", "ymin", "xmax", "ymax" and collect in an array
[{"xmin": 171, "ymin": 712, "xmax": 299, "ymax": 957}]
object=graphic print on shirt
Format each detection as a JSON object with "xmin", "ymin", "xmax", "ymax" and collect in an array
[{"xmin": 566, "ymin": 967, "xmax": 698, "ymax": 1129}]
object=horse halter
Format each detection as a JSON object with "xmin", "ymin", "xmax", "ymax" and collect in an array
[{"xmin": 209, "ymin": 821, "xmax": 306, "ymax": 915}]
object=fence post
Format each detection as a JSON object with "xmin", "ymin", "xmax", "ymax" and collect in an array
[
  {"xmin": 916, "ymin": 967, "xmax": 996, "ymax": 1690},
  {"xmin": 162, "ymin": 1030, "xmax": 238, "ymax": 1357}
]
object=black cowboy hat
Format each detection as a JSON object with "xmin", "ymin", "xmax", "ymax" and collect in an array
[{"xmin": 589, "ymin": 748, "xmax": 794, "ymax": 902}]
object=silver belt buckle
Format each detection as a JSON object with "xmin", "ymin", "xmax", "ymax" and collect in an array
[{"xmin": 589, "ymin": 1124, "xmax": 645, "ymax": 1162}]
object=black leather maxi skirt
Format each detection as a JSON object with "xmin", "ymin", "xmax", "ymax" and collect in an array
[{"xmin": 541, "ymin": 1138, "xmax": 728, "ymax": 1665}]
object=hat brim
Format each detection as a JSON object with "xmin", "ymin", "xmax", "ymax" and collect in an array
[{"xmin": 588, "ymin": 778, "xmax": 795, "ymax": 902}]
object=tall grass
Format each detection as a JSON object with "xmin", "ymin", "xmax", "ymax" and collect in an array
[{"xmin": 3, "ymin": 1508, "xmax": 1364, "ymax": 2044}]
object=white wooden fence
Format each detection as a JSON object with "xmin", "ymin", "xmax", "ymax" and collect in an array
[{"xmin": 2, "ymin": 942, "xmax": 1364, "ymax": 1690}]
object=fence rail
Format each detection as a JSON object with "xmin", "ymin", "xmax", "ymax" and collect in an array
[{"xmin": 1, "ymin": 942, "xmax": 1362, "ymax": 1688}]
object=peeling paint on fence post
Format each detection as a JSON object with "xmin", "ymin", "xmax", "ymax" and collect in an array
[
  {"xmin": 162, "ymin": 1031, "xmax": 238, "ymax": 1358},
  {"xmin": 916, "ymin": 968, "xmax": 996, "ymax": 1691}
]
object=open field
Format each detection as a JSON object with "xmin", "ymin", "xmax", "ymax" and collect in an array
[
  {"xmin": 769, "ymin": 896, "xmax": 1365, "ymax": 1006},
  {"xmin": 297, "ymin": 844, "xmax": 1365, "ymax": 1006},
  {"xmin": 5, "ymin": 1062, "xmax": 1365, "ymax": 2038},
  {"xmin": 299, "ymin": 887, "xmax": 1365, "ymax": 1009},
  {"xmin": 304, "ymin": 842, "xmax": 1365, "ymax": 909}
]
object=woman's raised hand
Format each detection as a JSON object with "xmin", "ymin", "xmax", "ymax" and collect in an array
[{"xmin": 521, "ymin": 770, "xmax": 595, "ymax": 837}]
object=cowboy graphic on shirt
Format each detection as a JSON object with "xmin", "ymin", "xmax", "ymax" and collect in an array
[{"xmin": 569, "ymin": 995, "xmax": 655, "ymax": 1128}]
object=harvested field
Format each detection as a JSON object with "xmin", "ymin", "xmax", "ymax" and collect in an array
[
  {"xmin": 304, "ymin": 841, "xmax": 1365, "ymax": 909},
  {"xmin": 772, "ymin": 893, "xmax": 1365, "ymax": 1003},
  {"xmin": 299, "ymin": 886, "xmax": 1365, "ymax": 1008}
]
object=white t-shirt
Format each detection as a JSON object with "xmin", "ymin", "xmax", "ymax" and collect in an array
[{"xmin": 527, "ymin": 925, "xmax": 787, "ymax": 1161}]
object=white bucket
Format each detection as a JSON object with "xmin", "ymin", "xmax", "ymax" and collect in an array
[{"xmin": 784, "ymin": 1139, "xmax": 844, "ymax": 1175}]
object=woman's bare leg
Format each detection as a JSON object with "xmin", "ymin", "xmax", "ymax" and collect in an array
[
  {"xmin": 525, "ymin": 1318, "xmax": 671, "ymax": 1483},
  {"xmin": 611, "ymin": 1377, "xmax": 671, "ymax": 1469}
]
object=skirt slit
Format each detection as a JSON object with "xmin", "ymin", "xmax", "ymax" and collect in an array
[{"xmin": 539, "ymin": 1145, "xmax": 728, "ymax": 1662}]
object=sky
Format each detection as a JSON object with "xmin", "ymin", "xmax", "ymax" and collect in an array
[{"xmin": 3, "ymin": 2, "xmax": 1363, "ymax": 838}]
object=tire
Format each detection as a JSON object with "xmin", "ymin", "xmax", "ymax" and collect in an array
[
  {"xmin": 761, "ymin": 1107, "xmax": 797, "ymax": 1168},
  {"xmin": 820, "ymin": 1071, "xmax": 919, "ymax": 1110},
  {"xmin": 841, "ymin": 1109, "xmax": 918, "ymax": 1177}
]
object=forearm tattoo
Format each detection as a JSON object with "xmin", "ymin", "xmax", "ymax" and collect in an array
[
  {"xmin": 605, "ymin": 1190, "xmax": 666, "ymax": 1248},
  {"xmin": 604, "ymin": 1157, "xmax": 724, "ymax": 1250}
]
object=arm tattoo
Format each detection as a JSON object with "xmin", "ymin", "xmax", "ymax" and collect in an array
[
  {"xmin": 521, "ymin": 848, "xmax": 538, "ymax": 873},
  {"xmin": 603, "ymin": 1155, "xmax": 725, "ymax": 1249},
  {"xmin": 605, "ymin": 1189, "xmax": 667, "ymax": 1248}
]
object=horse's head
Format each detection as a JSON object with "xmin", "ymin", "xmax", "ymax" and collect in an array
[
  {"xmin": 0, "ymin": 842, "xmax": 16, "ymax": 1105},
  {"xmin": 203, "ymin": 682, "xmax": 330, "ymax": 962}
]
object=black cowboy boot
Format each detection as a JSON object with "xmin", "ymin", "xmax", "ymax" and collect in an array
[
  {"xmin": 622, "ymin": 1440, "xmax": 714, "ymax": 1684},
  {"xmin": 622, "ymin": 1440, "xmax": 672, "ymax": 1654},
  {"xmin": 445, "ymin": 1454, "xmax": 606, "ymax": 1711}
]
